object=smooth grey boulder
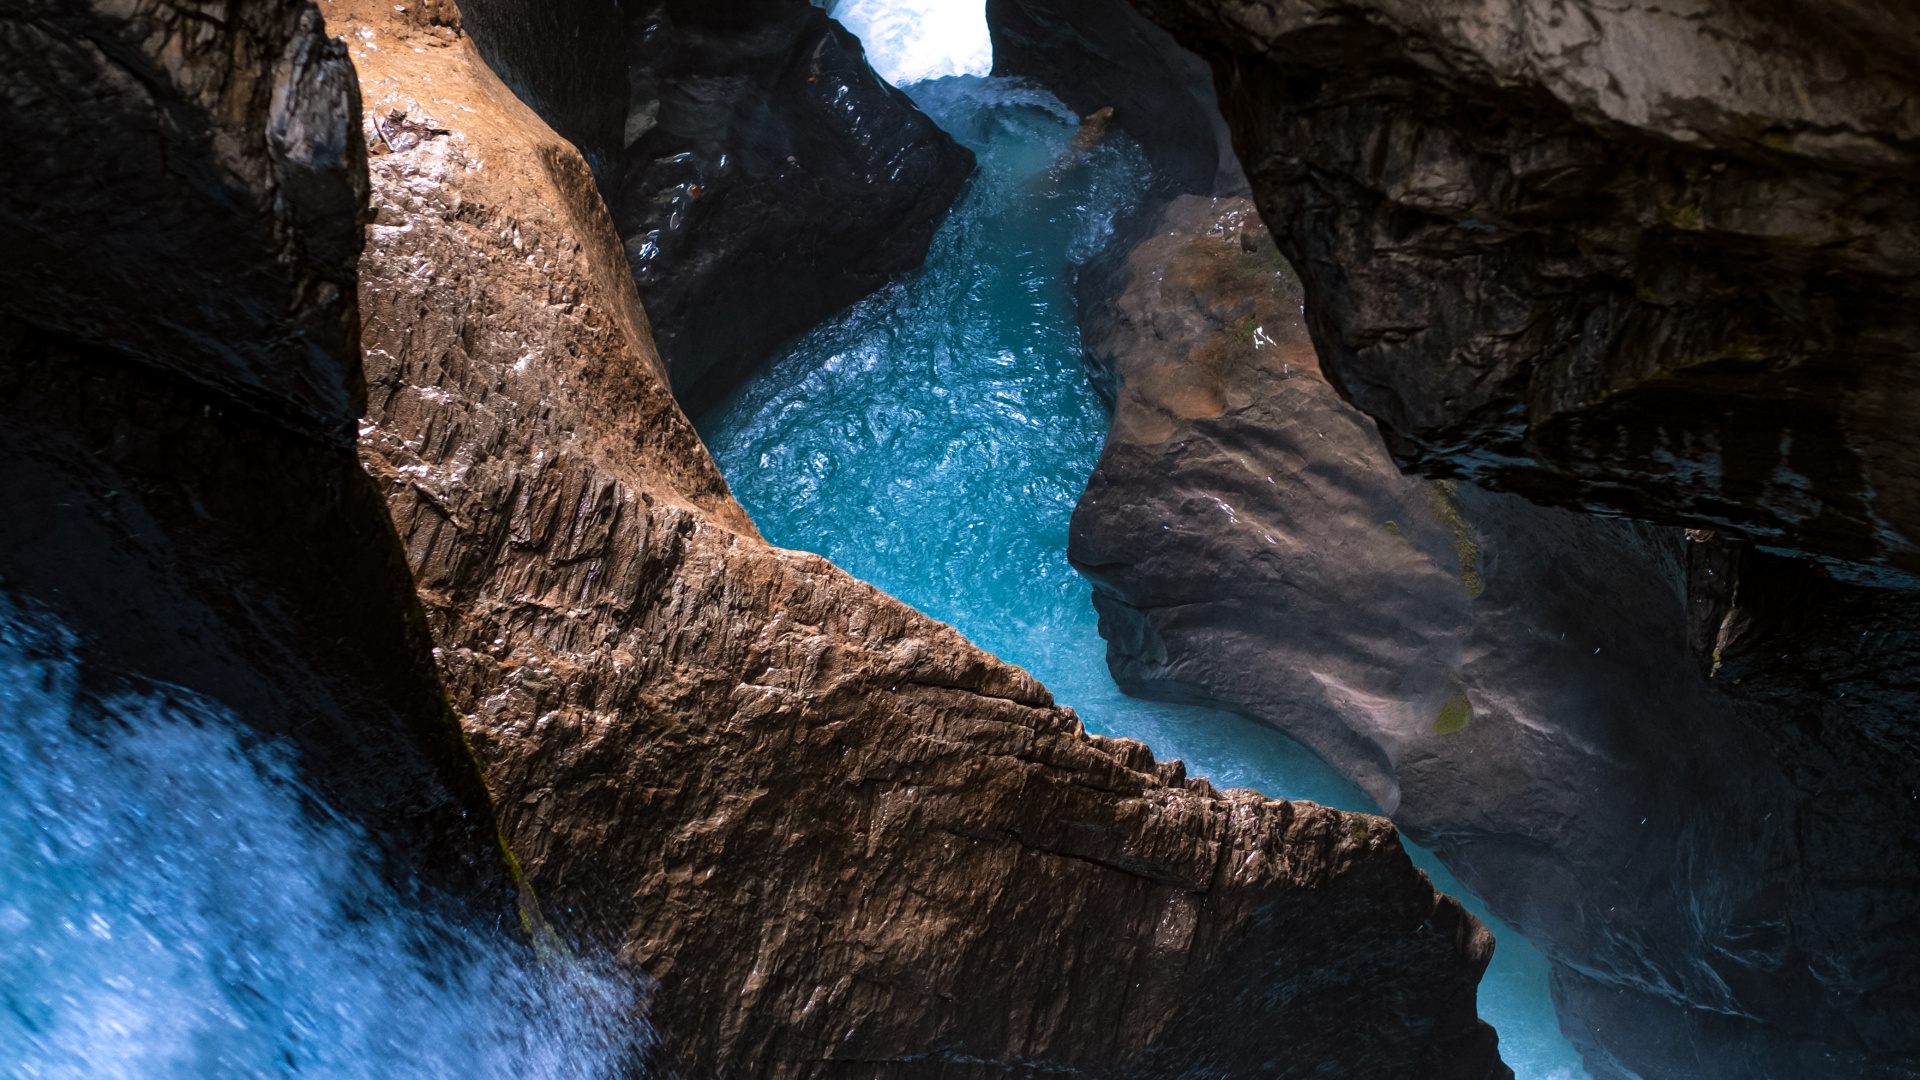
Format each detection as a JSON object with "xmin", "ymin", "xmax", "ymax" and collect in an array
[{"xmin": 1069, "ymin": 195, "xmax": 1920, "ymax": 1080}]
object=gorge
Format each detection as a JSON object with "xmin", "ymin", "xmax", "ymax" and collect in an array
[{"xmin": 1, "ymin": 0, "xmax": 1915, "ymax": 1079}]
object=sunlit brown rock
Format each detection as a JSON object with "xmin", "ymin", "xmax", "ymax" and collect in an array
[{"xmin": 328, "ymin": 1, "xmax": 1511, "ymax": 1074}]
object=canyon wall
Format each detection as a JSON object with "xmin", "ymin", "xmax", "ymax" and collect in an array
[
  {"xmin": 1024, "ymin": 1, "xmax": 1920, "ymax": 1075},
  {"xmin": 329, "ymin": 0, "xmax": 1514, "ymax": 1074},
  {"xmin": 1067, "ymin": 194, "xmax": 1920, "ymax": 1079},
  {"xmin": 0, "ymin": 0, "xmax": 520, "ymax": 919},
  {"xmin": 1134, "ymin": 0, "xmax": 1920, "ymax": 575},
  {"xmin": 451, "ymin": 0, "xmax": 975, "ymax": 414}
]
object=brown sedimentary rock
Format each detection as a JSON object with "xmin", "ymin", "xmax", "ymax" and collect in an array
[{"xmin": 330, "ymin": 1, "xmax": 1511, "ymax": 1075}]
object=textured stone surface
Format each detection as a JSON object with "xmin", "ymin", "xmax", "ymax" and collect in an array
[
  {"xmin": 615, "ymin": 0, "xmax": 975, "ymax": 413},
  {"xmin": 0, "ymin": 0, "xmax": 518, "ymax": 919},
  {"xmin": 1068, "ymin": 194, "xmax": 1920, "ymax": 1079},
  {"xmin": 1132, "ymin": 0, "xmax": 1920, "ymax": 573},
  {"xmin": 331, "ymin": 2, "xmax": 1512, "ymax": 1075}
]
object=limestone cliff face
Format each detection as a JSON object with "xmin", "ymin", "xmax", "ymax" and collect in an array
[
  {"xmin": 331, "ymin": 1, "xmax": 1512, "ymax": 1075},
  {"xmin": 0, "ymin": 0, "xmax": 518, "ymax": 918},
  {"xmin": 1068, "ymin": 194, "xmax": 1920, "ymax": 1079},
  {"xmin": 1132, "ymin": 0, "xmax": 1920, "ymax": 574}
]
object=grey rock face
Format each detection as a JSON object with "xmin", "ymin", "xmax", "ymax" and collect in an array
[
  {"xmin": 0, "ymin": 0, "xmax": 518, "ymax": 919},
  {"xmin": 1131, "ymin": 0, "xmax": 1920, "ymax": 573},
  {"xmin": 1069, "ymin": 195, "xmax": 1920, "ymax": 1080}
]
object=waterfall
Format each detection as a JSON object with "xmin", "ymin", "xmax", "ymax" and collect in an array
[
  {"xmin": 828, "ymin": 0, "xmax": 993, "ymax": 86},
  {"xmin": 0, "ymin": 601, "xmax": 645, "ymax": 1080}
]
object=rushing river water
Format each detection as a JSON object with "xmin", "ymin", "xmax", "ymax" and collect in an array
[
  {"xmin": 700, "ymin": 75, "xmax": 1592, "ymax": 1080},
  {"xmin": 0, "ymin": 600, "xmax": 642, "ymax": 1080}
]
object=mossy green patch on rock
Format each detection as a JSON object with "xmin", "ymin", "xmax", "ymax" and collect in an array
[
  {"xmin": 1426, "ymin": 481, "xmax": 1484, "ymax": 596},
  {"xmin": 1432, "ymin": 692, "xmax": 1473, "ymax": 735},
  {"xmin": 1659, "ymin": 203, "xmax": 1705, "ymax": 231},
  {"xmin": 1233, "ymin": 231, "xmax": 1294, "ymax": 282}
]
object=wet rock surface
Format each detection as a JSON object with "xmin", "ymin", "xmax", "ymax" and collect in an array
[
  {"xmin": 614, "ymin": 0, "xmax": 975, "ymax": 414},
  {"xmin": 331, "ymin": 2, "xmax": 1512, "ymax": 1075},
  {"xmin": 0, "ymin": 0, "xmax": 518, "ymax": 918},
  {"xmin": 1132, "ymin": 0, "xmax": 1920, "ymax": 574},
  {"xmin": 987, "ymin": 0, "xmax": 1236, "ymax": 200},
  {"xmin": 1068, "ymin": 195, "xmax": 1920, "ymax": 1079}
]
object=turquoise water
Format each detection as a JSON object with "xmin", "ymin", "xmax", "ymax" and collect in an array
[
  {"xmin": 700, "ymin": 75, "xmax": 1590, "ymax": 1080},
  {"xmin": 0, "ymin": 600, "xmax": 643, "ymax": 1080}
]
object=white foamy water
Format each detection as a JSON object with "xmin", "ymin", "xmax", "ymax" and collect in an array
[
  {"xmin": 0, "ymin": 601, "xmax": 644, "ymax": 1080},
  {"xmin": 827, "ymin": 0, "xmax": 993, "ymax": 85}
]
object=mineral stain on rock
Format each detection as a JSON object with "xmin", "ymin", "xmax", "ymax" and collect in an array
[{"xmin": 1432, "ymin": 694, "xmax": 1473, "ymax": 736}]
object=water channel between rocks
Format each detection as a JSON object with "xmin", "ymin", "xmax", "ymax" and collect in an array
[{"xmin": 699, "ymin": 75, "xmax": 1592, "ymax": 1080}]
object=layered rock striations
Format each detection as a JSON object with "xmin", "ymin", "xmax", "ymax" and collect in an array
[
  {"xmin": 614, "ymin": 0, "xmax": 975, "ymax": 413},
  {"xmin": 330, "ymin": 1, "xmax": 1512, "ymax": 1074},
  {"xmin": 1132, "ymin": 0, "xmax": 1920, "ymax": 574},
  {"xmin": 0, "ymin": 0, "xmax": 518, "ymax": 916},
  {"xmin": 1067, "ymin": 195, "xmax": 1920, "ymax": 1078}
]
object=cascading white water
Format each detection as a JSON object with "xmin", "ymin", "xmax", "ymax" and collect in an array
[
  {"xmin": 825, "ymin": 0, "xmax": 993, "ymax": 85},
  {"xmin": 0, "ymin": 601, "xmax": 643, "ymax": 1080}
]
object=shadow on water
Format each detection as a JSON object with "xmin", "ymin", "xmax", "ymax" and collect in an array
[{"xmin": 699, "ymin": 73, "xmax": 1590, "ymax": 1080}]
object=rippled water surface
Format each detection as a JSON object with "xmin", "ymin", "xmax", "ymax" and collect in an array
[
  {"xmin": 0, "ymin": 602, "xmax": 642, "ymax": 1080},
  {"xmin": 700, "ymin": 75, "xmax": 1591, "ymax": 1080}
]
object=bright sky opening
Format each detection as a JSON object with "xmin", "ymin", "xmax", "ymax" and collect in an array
[{"xmin": 828, "ymin": 0, "xmax": 994, "ymax": 86}]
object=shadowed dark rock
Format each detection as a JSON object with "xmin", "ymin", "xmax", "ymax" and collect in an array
[
  {"xmin": 988, "ymin": 0, "xmax": 1238, "ymax": 200},
  {"xmin": 0, "ymin": 0, "xmax": 519, "ymax": 920},
  {"xmin": 1069, "ymin": 193, "xmax": 1920, "ymax": 1080},
  {"xmin": 452, "ymin": 0, "xmax": 628, "ymax": 185},
  {"xmin": 616, "ymin": 0, "xmax": 975, "ymax": 414},
  {"xmin": 1132, "ymin": 0, "xmax": 1920, "ymax": 574}
]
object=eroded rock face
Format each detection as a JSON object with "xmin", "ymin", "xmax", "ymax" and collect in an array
[
  {"xmin": 331, "ymin": 2, "xmax": 1512, "ymax": 1074},
  {"xmin": 1132, "ymin": 0, "xmax": 1920, "ymax": 574},
  {"xmin": 1068, "ymin": 195, "xmax": 1920, "ymax": 1079},
  {"xmin": 0, "ymin": 0, "xmax": 517, "ymax": 917},
  {"xmin": 616, "ymin": 0, "xmax": 975, "ymax": 414}
]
